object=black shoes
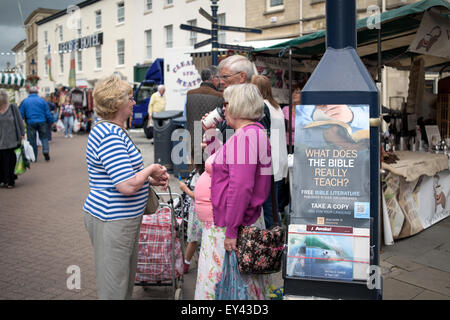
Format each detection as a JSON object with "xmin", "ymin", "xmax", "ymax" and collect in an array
[{"xmin": 44, "ymin": 153, "xmax": 50, "ymax": 161}]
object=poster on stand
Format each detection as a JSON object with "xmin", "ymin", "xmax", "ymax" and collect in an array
[
  {"xmin": 289, "ymin": 104, "xmax": 372, "ymax": 281},
  {"xmin": 292, "ymin": 104, "xmax": 371, "ymax": 228},
  {"xmin": 287, "ymin": 224, "xmax": 370, "ymax": 281}
]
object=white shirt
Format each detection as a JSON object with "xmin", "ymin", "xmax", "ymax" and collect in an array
[{"xmin": 265, "ymin": 99, "xmax": 288, "ymax": 181}]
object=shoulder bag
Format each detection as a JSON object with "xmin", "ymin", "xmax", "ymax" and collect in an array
[
  {"xmin": 235, "ymin": 175, "xmax": 285, "ymax": 274},
  {"xmin": 93, "ymin": 120, "xmax": 159, "ymax": 215}
]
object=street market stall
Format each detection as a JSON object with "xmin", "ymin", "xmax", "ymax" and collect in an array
[{"xmin": 251, "ymin": 0, "xmax": 450, "ymax": 246}]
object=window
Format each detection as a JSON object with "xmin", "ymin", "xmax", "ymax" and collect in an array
[
  {"xmin": 270, "ymin": 0, "xmax": 283, "ymax": 7},
  {"xmin": 59, "ymin": 54, "xmax": 64, "ymax": 73},
  {"xmin": 77, "ymin": 19, "xmax": 82, "ymax": 37},
  {"xmin": 95, "ymin": 46, "xmax": 102, "ymax": 69},
  {"xmin": 117, "ymin": 2, "xmax": 125, "ymax": 23},
  {"xmin": 146, "ymin": 0, "xmax": 152, "ymax": 11},
  {"xmin": 77, "ymin": 50, "xmax": 82, "ymax": 72},
  {"xmin": 267, "ymin": 0, "xmax": 284, "ymax": 11},
  {"xmin": 95, "ymin": 10, "xmax": 102, "ymax": 29},
  {"xmin": 218, "ymin": 14, "xmax": 226, "ymax": 43},
  {"xmin": 165, "ymin": 25, "xmax": 173, "ymax": 48},
  {"xmin": 165, "ymin": 0, "xmax": 173, "ymax": 5},
  {"xmin": 145, "ymin": 29, "xmax": 152, "ymax": 59},
  {"xmin": 59, "ymin": 25, "xmax": 63, "ymax": 41},
  {"xmin": 44, "ymin": 31, "xmax": 48, "ymax": 45},
  {"xmin": 117, "ymin": 39, "xmax": 125, "ymax": 65},
  {"xmin": 188, "ymin": 19, "xmax": 197, "ymax": 46}
]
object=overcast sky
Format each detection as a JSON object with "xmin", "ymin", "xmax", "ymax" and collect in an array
[{"xmin": 0, "ymin": 0, "xmax": 77, "ymax": 71}]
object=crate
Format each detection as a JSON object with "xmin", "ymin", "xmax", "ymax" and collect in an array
[{"xmin": 437, "ymin": 94, "xmax": 450, "ymax": 139}]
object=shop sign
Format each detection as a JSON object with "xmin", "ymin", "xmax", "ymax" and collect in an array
[{"xmin": 59, "ymin": 32, "xmax": 103, "ymax": 53}]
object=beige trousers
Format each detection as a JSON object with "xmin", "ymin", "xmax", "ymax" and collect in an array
[{"xmin": 84, "ymin": 212, "xmax": 142, "ymax": 300}]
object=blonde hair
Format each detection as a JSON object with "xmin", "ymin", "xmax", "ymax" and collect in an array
[
  {"xmin": 251, "ymin": 75, "xmax": 280, "ymax": 109},
  {"xmin": 93, "ymin": 75, "xmax": 132, "ymax": 119},
  {"xmin": 223, "ymin": 83, "xmax": 264, "ymax": 121}
]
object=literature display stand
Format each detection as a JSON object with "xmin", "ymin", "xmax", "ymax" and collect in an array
[{"xmin": 284, "ymin": 0, "xmax": 382, "ymax": 300}]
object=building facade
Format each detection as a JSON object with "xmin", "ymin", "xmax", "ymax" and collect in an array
[
  {"xmin": 24, "ymin": 8, "xmax": 59, "ymax": 78},
  {"xmin": 36, "ymin": 0, "xmax": 245, "ymax": 94},
  {"xmin": 11, "ymin": 39, "xmax": 28, "ymax": 103}
]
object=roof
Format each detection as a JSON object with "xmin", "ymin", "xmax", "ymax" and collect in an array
[
  {"xmin": 36, "ymin": 0, "xmax": 102, "ymax": 25},
  {"xmin": 253, "ymin": 0, "xmax": 450, "ymax": 71},
  {"xmin": 11, "ymin": 39, "xmax": 26, "ymax": 52},
  {"xmin": 24, "ymin": 8, "xmax": 59, "ymax": 25}
]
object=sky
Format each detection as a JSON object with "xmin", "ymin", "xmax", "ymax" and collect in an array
[{"xmin": 0, "ymin": 0, "xmax": 77, "ymax": 71}]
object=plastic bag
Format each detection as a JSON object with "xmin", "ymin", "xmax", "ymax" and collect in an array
[
  {"xmin": 23, "ymin": 140, "xmax": 35, "ymax": 162},
  {"xmin": 14, "ymin": 146, "xmax": 29, "ymax": 175},
  {"xmin": 215, "ymin": 251, "xmax": 249, "ymax": 300},
  {"xmin": 56, "ymin": 119, "xmax": 64, "ymax": 132},
  {"xmin": 73, "ymin": 119, "xmax": 81, "ymax": 133}
]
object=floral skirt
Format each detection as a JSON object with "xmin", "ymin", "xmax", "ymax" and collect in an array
[
  {"xmin": 187, "ymin": 201, "xmax": 202, "ymax": 243},
  {"xmin": 194, "ymin": 212, "xmax": 272, "ymax": 300}
]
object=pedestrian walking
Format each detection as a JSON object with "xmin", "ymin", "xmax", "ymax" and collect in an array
[
  {"xmin": 195, "ymin": 83, "xmax": 272, "ymax": 300},
  {"xmin": 83, "ymin": 75, "xmax": 170, "ymax": 300},
  {"xmin": 19, "ymin": 87, "xmax": 55, "ymax": 161},
  {"xmin": 59, "ymin": 96, "xmax": 77, "ymax": 138},
  {"xmin": 45, "ymin": 95, "xmax": 56, "ymax": 142},
  {"xmin": 0, "ymin": 89, "xmax": 25, "ymax": 189}
]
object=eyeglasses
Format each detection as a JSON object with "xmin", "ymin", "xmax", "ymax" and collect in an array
[
  {"xmin": 128, "ymin": 96, "xmax": 135, "ymax": 102},
  {"xmin": 219, "ymin": 72, "xmax": 241, "ymax": 80},
  {"xmin": 223, "ymin": 101, "xmax": 229, "ymax": 107}
]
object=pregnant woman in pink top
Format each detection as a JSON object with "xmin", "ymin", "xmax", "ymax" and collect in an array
[{"xmin": 194, "ymin": 83, "xmax": 272, "ymax": 300}]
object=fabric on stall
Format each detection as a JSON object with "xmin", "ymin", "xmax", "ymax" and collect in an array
[{"xmin": 382, "ymin": 151, "xmax": 449, "ymax": 182}]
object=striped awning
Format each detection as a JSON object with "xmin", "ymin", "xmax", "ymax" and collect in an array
[{"xmin": 0, "ymin": 73, "xmax": 25, "ymax": 87}]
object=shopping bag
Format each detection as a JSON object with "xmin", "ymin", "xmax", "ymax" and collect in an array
[
  {"xmin": 56, "ymin": 119, "xmax": 64, "ymax": 132},
  {"xmin": 23, "ymin": 140, "xmax": 35, "ymax": 162},
  {"xmin": 73, "ymin": 119, "xmax": 81, "ymax": 133},
  {"xmin": 215, "ymin": 251, "xmax": 249, "ymax": 300},
  {"xmin": 14, "ymin": 146, "xmax": 29, "ymax": 175}
]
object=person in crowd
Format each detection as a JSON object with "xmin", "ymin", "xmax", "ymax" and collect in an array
[
  {"xmin": 83, "ymin": 75, "xmax": 170, "ymax": 300},
  {"xmin": 251, "ymin": 75, "xmax": 288, "ymax": 227},
  {"xmin": 185, "ymin": 66, "xmax": 223, "ymax": 162},
  {"xmin": 45, "ymin": 95, "xmax": 56, "ymax": 142},
  {"xmin": 19, "ymin": 86, "xmax": 55, "ymax": 161},
  {"xmin": 59, "ymin": 96, "xmax": 77, "ymax": 138},
  {"xmin": 195, "ymin": 83, "xmax": 272, "ymax": 300},
  {"xmin": 147, "ymin": 84, "xmax": 166, "ymax": 122},
  {"xmin": 0, "ymin": 89, "xmax": 25, "ymax": 189},
  {"xmin": 178, "ymin": 162, "xmax": 204, "ymax": 274},
  {"xmin": 215, "ymin": 55, "xmax": 271, "ymax": 143},
  {"xmin": 282, "ymin": 84, "xmax": 302, "ymax": 153}
]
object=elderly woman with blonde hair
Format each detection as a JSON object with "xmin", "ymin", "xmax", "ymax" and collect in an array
[
  {"xmin": 83, "ymin": 75, "xmax": 169, "ymax": 299},
  {"xmin": 195, "ymin": 83, "xmax": 272, "ymax": 300}
]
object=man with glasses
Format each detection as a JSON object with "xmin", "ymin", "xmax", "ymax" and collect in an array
[{"xmin": 215, "ymin": 55, "xmax": 271, "ymax": 143}]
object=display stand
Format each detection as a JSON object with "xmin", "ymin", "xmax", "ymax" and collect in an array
[{"xmin": 284, "ymin": 0, "xmax": 381, "ymax": 300}]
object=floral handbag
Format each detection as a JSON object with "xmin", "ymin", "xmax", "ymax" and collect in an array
[{"xmin": 236, "ymin": 176, "xmax": 285, "ymax": 274}]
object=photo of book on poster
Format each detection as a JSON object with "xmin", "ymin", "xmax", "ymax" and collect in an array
[{"xmin": 292, "ymin": 104, "xmax": 371, "ymax": 229}]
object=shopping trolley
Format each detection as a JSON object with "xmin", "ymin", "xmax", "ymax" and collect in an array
[{"xmin": 135, "ymin": 187, "xmax": 185, "ymax": 300}]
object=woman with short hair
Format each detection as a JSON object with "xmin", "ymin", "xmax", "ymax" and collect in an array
[
  {"xmin": 83, "ymin": 75, "xmax": 169, "ymax": 299},
  {"xmin": 195, "ymin": 83, "xmax": 272, "ymax": 300},
  {"xmin": 0, "ymin": 89, "xmax": 24, "ymax": 189}
]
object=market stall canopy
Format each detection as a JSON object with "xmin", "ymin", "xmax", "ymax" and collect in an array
[
  {"xmin": 253, "ymin": 0, "xmax": 450, "ymax": 72},
  {"xmin": 0, "ymin": 73, "xmax": 25, "ymax": 87}
]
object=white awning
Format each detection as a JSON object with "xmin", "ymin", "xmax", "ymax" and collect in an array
[{"xmin": 0, "ymin": 73, "xmax": 25, "ymax": 87}]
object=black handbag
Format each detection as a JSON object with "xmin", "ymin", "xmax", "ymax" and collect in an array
[{"xmin": 236, "ymin": 176, "xmax": 285, "ymax": 274}]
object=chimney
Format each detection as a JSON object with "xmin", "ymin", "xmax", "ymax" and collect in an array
[{"xmin": 326, "ymin": 0, "xmax": 357, "ymax": 49}]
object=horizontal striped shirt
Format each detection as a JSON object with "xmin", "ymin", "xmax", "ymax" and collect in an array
[{"xmin": 83, "ymin": 121, "xmax": 149, "ymax": 221}]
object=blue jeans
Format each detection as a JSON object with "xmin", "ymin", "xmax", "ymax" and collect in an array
[
  {"xmin": 262, "ymin": 180, "xmax": 284, "ymax": 229},
  {"xmin": 27, "ymin": 122, "xmax": 49, "ymax": 160},
  {"xmin": 64, "ymin": 116, "xmax": 74, "ymax": 136}
]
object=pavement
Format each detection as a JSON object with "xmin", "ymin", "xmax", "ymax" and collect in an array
[{"xmin": 0, "ymin": 129, "xmax": 449, "ymax": 300}]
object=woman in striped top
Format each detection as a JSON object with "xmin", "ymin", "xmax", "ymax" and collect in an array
[{"xmin": 83, "ymin": 75, "xmax": 169, "ymax": 300}]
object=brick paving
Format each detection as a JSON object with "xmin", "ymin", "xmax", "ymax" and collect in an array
[{"xmin": 1, "ymin": 129, "xmax": 449, "ymax": 300}]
